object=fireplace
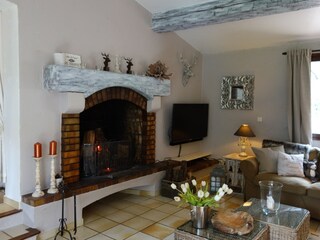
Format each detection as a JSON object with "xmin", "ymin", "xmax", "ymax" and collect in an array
[{"xmin": 61, "ymin": 87, "xmax": 156, "ymax": 184}]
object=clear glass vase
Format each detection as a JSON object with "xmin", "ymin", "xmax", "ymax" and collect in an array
[
  {"xmin": 190, "ymin": 205, "xmax": 210, "ymax": 228},
  {"xmin": 259, "ymin": 180, "xmax": 283, "ymax": 216}
]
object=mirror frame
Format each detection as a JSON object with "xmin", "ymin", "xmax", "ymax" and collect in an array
[{"xmin": 220, "ymin": 75, "xmax": 254, "ymax": 110}]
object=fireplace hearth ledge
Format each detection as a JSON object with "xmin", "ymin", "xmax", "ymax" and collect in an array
[{"xmin": 21, "ymin": 171, "xmax": 166, "ymax": 239}]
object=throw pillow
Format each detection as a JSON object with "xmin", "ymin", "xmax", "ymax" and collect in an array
[
  {"xmin": 252, "ymin": 145, "xmax": 285, "ymax": 173},
  {"xmin": 304, "ymin": 159, "xmax": 320, "ymax": 183},
  {"xmin": 277, "ymin": 152, "xmax": 304, "ymax": 177}
]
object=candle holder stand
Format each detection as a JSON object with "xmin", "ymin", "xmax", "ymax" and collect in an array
[
  {"xmin": 48, "ymin": 155, "xmax": 58, "ymax": 194},
  {"xmin": 54, "ymin": 182, "xmax": 77, "ymax": 240},
  {"xmin": 32, "ymin": 157, "xmax": 44, "ymax": 198}
]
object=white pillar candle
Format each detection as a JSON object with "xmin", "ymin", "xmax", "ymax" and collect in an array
[{"xmin": 266, "ymin": 195, "xmax": 275, "ymax": 210}]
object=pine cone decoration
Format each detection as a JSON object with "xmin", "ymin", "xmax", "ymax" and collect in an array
[{"xmin": 146, "ymin": 61, "xmax": 172, "ymax": 80}]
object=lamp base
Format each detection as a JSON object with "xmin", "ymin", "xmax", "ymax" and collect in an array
[{"xmin": 239, "ymin": 151, "xmax": 248, "ymax": 157}]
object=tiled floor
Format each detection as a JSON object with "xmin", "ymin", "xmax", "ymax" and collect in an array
[
  {"xmin": 47, "ymin": 192, "xmax": 243, "ymax": 240},
  {"xmin": 1, "ymin": 191, "xmax": 320, "ymax": 239}
]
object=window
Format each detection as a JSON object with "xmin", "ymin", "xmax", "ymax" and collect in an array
[{"xmin": 311, "ymin": 53, "xmax": 320, "ymax": 140}]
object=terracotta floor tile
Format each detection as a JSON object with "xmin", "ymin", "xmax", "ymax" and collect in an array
[
  {"xmin": 159, "ymin": 215, "xmax": 187, "ymax": 228},
  {"xmin": 142, "ymin": 223, "xmax": 175, "ymax": 239},
  {"xmin": 102, "ymin": 224, "xmax": 137, "ymax": 240},
  {"xmin": 140, "ymin": 209, "xmax": 170, "ymax": 222},
  {"xmin": 105, "ymin": 209, "xmax": 135, "ymax": 223},
  {"xmin": 123, "ymin": 204, "xmax": 150, "ymax": 215},
  {"xmin": 142, "ymin": 198, "xmax": 164, "ymax": 208},
  {"xmin": 126, "ymin": 232, "xmax": 159, "ymax": 240},
  {"xmin": 86, "ymin": 234, "xmax": 114, "ymax": 240},
  {"xmin": 155, "ymin": 203, "xmax": 181, "ymax": 214},
  {"xmin": 85, "ymin": 218, "xmax": 118, "ymax": 232},
  {"xmin": 123, "ymin": 216, "xmax": 155, "ymax": 231}
]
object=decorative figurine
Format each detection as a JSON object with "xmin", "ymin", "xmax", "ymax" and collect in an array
[
  {"xmin": 124, "ymin": 57, "xmax": 133, "ymax": 74},
  {"xmin": 146, "ymin": 60, "xmax": 172, "ymax": 80},
  {"xmin": 101, "ymin": 53, "xmax": 111, "ymax": 71},
  {"xmin": 114, "ymin": 55, "xmax": 121, "ymax": 73}
]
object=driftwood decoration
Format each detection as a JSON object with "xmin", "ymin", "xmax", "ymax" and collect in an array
[
  {"xmin": 211, "ymin": 210, "xmax": 254, "ymax": 236},
  {"xmin": 146, "ymin": 61, "xmax": 172, "ymax": 80}
]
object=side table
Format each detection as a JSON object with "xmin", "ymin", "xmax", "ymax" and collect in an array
[
  {"xmin": 223, "ymin": 153, "xmax": 255, "ymax": 192},
  {"xmin": 237, "ymin": 198, "xmax": 310, "ymax": 240}
]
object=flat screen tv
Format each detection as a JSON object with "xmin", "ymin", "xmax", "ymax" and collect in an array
[{"xmin": 169, "ymin": 103, "xmax": 209, "ymax": 146}]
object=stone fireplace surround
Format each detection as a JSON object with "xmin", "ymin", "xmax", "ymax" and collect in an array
[{"xmin": 19, "ymin": 65, "xmax": 174, "ymax": 238}]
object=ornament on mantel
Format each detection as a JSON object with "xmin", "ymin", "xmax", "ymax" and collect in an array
[
  {"xmin": 114, "ymin": 55, "xmax": 122, "ymax": 73},
  {"xmin": 124, "ymin": 57, "xmax": 133, "ymax": 74},
  {"xmin": 145, "ymin": 60, "xmax": 172, "ymax": 80},
  {"xmin": 101, "ymin": 53, "xmax": 111, "ymax": 71},
  {"xmin": 179, "ymin": 53, "xmax": 198, "ymax": 87}
]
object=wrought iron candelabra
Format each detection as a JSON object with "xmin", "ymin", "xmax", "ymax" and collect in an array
[{"xmin": 54, "ymin": 181, "xmax": 77, "ymax": 240}]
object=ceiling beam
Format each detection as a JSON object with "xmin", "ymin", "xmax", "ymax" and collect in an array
[{"xmin": 152, "ymin": 0, "xmax": 320, "ymax": 33}]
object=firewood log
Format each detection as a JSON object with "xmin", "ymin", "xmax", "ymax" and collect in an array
[{"xmin": 211, "ymin": 210, "xmax": 254, "ymax": 235}]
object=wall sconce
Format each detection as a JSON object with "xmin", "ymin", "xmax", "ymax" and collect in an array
[{"xmin": 234, "ymin": 124, "xmax": 255, "ymax": 157}]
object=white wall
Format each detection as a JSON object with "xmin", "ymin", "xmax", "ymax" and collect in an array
[
  {"xmin": 202, "ymin": 40, "xmax": 320, "ymax": 158},
  {"xmin": 6, "ymin": 0, "xmax": 203, "ymax": 200},
  {"xmin": 0, "ymin": 0, "xmax": 20, "ymax": 202}
]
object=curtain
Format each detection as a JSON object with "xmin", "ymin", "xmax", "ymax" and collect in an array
[
  {"xmin": 0, "ymin": 72, "xmax": 4, "ymax": 184},
  {"xmin": 287, "ymin": 49, "xmax": 312, "ymax": 144}
]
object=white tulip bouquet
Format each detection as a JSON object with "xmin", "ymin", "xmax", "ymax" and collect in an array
[{"xmin": 171, "ymin": 179, "xmax": 233, "ymax": 207}]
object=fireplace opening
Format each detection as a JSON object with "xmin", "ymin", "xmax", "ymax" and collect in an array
[{"xmin": 80, "ymin": 99, "xmax": 147, "ymax": 178}]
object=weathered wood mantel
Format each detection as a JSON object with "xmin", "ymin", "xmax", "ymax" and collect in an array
[
  {"xmin": 43, "ymin": 64, "xmax": 170, "ymax": 100},
  {"xmin": 152, "ymin": 0, "xmax": 320, "ymax": 33}
]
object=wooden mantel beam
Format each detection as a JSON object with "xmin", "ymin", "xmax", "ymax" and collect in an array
[{"xmin": 152, "ymin": 0, "xmax": 320, "ymax": 33}]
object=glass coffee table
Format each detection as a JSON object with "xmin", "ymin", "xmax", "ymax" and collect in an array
[
  {"xmin": 237, "ymin": 198, "xmax": 310, "ymax": 240},
  {"xmin": 175, "ymin": 218, "xmax": 269, "ymax": 240}
]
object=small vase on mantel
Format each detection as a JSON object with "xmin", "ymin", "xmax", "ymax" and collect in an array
[{"xmin": 190, "ymin": 205, "xmax": 210, "ymax": 228}]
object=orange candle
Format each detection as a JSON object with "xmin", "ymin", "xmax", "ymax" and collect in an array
[
  {"xmin": 49, "ymin": 140, "xmax": 57, "ymax": 155},
  {"xmin": 34, "ymin": 142, "xmax": 42, "ymax": 158}
]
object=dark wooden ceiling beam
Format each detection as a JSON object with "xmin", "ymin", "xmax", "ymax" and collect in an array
[{"xmin": 152, "ymin": 0, "xmax": 320, "ymax": 33}]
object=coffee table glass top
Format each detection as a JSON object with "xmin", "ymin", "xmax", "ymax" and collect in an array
[
  {"xmin": 177, "ymin": 219, "xmax": 268, "ymax": 240},
  {"xmin": 237, "ymin": 198, "xmax": 310, "ymax": 229}
]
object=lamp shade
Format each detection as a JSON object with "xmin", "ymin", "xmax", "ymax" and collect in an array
[{"xmin": 234, "ymin": 124, "xmax": 255, "ymax": 137}]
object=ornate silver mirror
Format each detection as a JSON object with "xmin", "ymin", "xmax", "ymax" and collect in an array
[{"xmin": 221, "ymin": 75, "xmax": 254, "ymax": 110}]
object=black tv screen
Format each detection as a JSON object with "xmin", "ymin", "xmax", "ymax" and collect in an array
[{"xmin": 169, "ymin": 103, "xmax": 209, "ymax": 146}]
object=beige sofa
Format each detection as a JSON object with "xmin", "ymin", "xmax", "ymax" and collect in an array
[{"xmin": 240, "ymin": 139, "xmax": 320, "ymax": 220}]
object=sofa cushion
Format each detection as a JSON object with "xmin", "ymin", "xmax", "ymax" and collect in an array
[
  {"xmin": 254, "ymin": 172, "xmax": 311, "ymax": 195},
  {"xmin": 277, "ymin": 152, "xmax": 304, "ymax": 177},
  {"xmin": 304, "ymin": 160, "xmax": 320, "ymax": 183},
  {"xmin": 307, "ymin": 182, "xmax": 320, "ymax": 199},
  {"xmin": 262, "ymin": 139, "xmax": 311, "ymax": 161},
  {"xmin": 252, "ymin": 145, "xmax": 284, "ymax": 173}
]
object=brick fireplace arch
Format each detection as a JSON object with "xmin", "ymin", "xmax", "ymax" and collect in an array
[{"xmin": 61, "ymin": 87, "xmax": 156, "ymax": 184}]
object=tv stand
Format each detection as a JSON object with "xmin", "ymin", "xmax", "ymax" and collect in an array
[
  {"xmin": 170, "ymin": 151, "xmax": 217, "ymax": 184},
  {"xmin": 171, "ymin": 151, "xmax": 211, "ymax": 161}
]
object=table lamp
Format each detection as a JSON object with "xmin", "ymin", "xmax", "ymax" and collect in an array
[{"xmin": 234, "ymin": 124, "xmax": 255, "ymax": 157}]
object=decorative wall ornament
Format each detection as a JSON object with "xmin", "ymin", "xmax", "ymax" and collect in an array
[
  {"xmin": 220, "ymin": 75, "xmax": 254, "ymax": 110},
  {"xmin": 145, "ymin": 60, "xmax": 172, "ymax": 80},
  {"xmin": 179, "ymin": 54, "xmax": 197, "ymax": 87}
]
